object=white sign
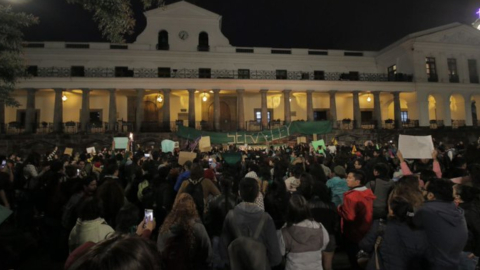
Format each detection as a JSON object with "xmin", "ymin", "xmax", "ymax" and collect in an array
[{"xmin": 398, "ymin": 135, "xmax": 434, "ymax": 159}]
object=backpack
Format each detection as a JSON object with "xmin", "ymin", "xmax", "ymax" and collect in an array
[
  {"xmin": 184, "ymin": 178, "xmax": 205, "ymax": 219},
  {"xmin": 228, "ymin": 211, "xmax": 268, "ymax": 270}
]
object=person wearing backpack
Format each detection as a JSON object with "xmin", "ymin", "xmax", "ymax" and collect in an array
[
  {"xmin": 365, "ymin": 163, "xmax": 394, "ymax": 220},
  {"xmin": 220, "ymin": 177, "xmax": 282, "ymax": 270},
  {"xmin": 177, "ymin": 163, "xmax": 220, "ymax": 220}
]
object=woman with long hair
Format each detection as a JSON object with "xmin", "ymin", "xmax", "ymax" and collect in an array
[
  {"xmin": 280, "ymin": 194, "xmax": 330, "ymax": 270},
  {"xmin": 157, "ymin": 193, "xmax": 212, "ymax": 270}
]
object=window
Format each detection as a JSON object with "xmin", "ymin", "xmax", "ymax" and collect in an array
[
  {"xmin": 344, "ymin": 52, "xmax": 364, "ymax": 57},
  {"xmin": 199, "ymin": 68, "xmax": 211, "ymax": 78},
  {"xmin": 313, "ymin": 110, "xmax": 328, "ymax": 121},
  {"xmin": 469, "ymin": 59, "xmax": 479, "ymax": 83},
  {"xmin": 387, "ymin": 65, "xmax": 397, "ymax": 81},
  {"xmin": 158, "ymin": 67, "xmax": 171, "ymax": 78},
  {"xmin": 238, "ymin": 69, "xmax": 250, "ymax": 79},
  {"xmin": 447, "ymin": 58, "xmax": 459, "ymax": 83},
  {"xmin": 110, "ymin": 44, "xmax": 128, "ymax": 50},
  {"xmin": 254, "ymin": 109, "xmax": 273, "ymax": 123},
  {"xmin": 236, "ymin": 48, "xmax": 254, "ymax": 53},
  {"xmin": 271, "ymin": 49, "xmax": 291, "ymax": 54},
  {"xmin": 426, "ymin": 57, "xmax": 438, "ymax": 82},
  {"xmin": 115, "ymin": 67, "xmax": 133, "ymax": 77},
  {"xmin": 276, "ymin": 70, "xmax": 287, "ymax": 80},
  {"xmin": 65, "ymin": 44, "xmax": 89, "ymax": 49},
  {"xmin": 71, "ymin": 66, "xmax": 85, "ymax": 77},
  {"xmin": 308, "ymin": 50, "xmax": 328, "ymax": 55},
  {"xmin": 26, "ymin": 66, "xmax": 38, "ymax": 77},
  {"xmin": 301, "ymin": 72, "xmax": 310, "ymax": 80},
  {"xmin": 314, "ymin": 70, "xmax": 325, "ymax": 80},
  {"xmin": 401, "ymin": 111, "xmax": 409, "ymax": 122},
  {"xmin": 157, "ymin": 30, "xmax": 169, "ymax": 50},
  {"xmin": 198, "ymin": 32, "xmax": 209, "ymax": 52}
]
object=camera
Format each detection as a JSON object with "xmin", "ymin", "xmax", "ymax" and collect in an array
[{"xmin": 144, "ymin": 209, "xmax": 154, "ymax": 228}]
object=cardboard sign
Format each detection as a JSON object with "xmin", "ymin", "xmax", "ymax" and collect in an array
[
  {"xmin": 161, "ymin": 139, "xmax": 175, "ymax": 153},
  {"xmin": 64, "ymin": 148, "xmax": 73, "ymax": 156},
  {"xmin": 312, "ymin": 139, "xmax": 326, "ymax": 154},
  {"xmin": 178, "ymin": 151, "xmax": 197, "ymax": 166},
  {"xmin": 297, "ymin": 137, "xmax": 307, "ymax": 144},
  {"xmin": 114, "ymin": 137, "xmax": 129, "ymax": 149},
  {"xmin": 86, "ymin": 147, "xmax": 96, "ymax": 155},
  {"xmin": 398, "ymin": 135, "xmax": 434, "ymax": 159},
  {"xmin": 199, "ymin": 136, "xmax": 211, "ymax": 152}
]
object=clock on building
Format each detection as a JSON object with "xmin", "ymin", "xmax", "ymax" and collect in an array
[{"xmin": 179, "ymin": 31, "xmax": 189, "ymax": 40}]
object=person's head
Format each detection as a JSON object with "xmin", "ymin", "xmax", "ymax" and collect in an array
[
  {"xmin": 333, "ymin": 166, "xmax": 346, "ymax": 179},
  {"xmin": 65, "ymin": 165, "xmax": 78, "ymax": 178},
  {"xmin": 424, "ymin": 178, "xmax": 454, "ymax": 202},
  {"xmin": 454, "ymin": 185, "xmax": 480, "ymax": 204},
  {"xmin": 239, "ymin": 177, "xmax": 259, "ymax": 203},
  {"xmin": 77, "ymin": 160, "xmax": 86, "ymax": 170},
  {"xmin": 346, "ymin": 170, "xmax": 366, "ymax": 188},
  {"xmin": 388, "ymin": 196, "xmax": 416, "ymax": 228},
  {"xmin": 392, "ymin": 175, "xmax": 424, "ymax": 209},
  {"xmin": 354, "ymin": 159, "xmax": 364, "ymax": 170},
  {"xmin": 373, "ymin": 163, "xmax": 389, "ymax": 178},
  {"xmin": 183, "ymin": 160, "xmax": 193, "ymax": 171},
  {"xmin": 115, "ymin": 204, "xmax": 141, "ymax": 234},
  {"xmin": 78, "ymin": 197, "xmax": 102, "ymax": 221},
  {"xmin": 104, "ymin": 162, "xmax": 119, "ymax": 176},
  {"xmin": 291, "ymin": 164, "xmax": 304, "ymax": 178},
  {"xmin": 83, "ymin": 177, "xmax": 97, "ymax": 195},
  {"xmin": 68, "ymin": 234, "xmax": 161, "ymax": 270},
  {"xmin": 219, "ymin": 176, "xmax": 233, "ymax": 193},
  {"xmin": 97, "ymin": 179, "xmax": 125, "ymax": 225},
  {"xmin": 160, "ymin": 193, "xmax": 199, "ymax": 248},
  {"xmin": 373, "ymin": 149, "xmax": 381, "ymax": 158},
  {"xmin": 286, "ymin": 194, "xmax": 311, "ymax": 227},
  {"xmin": 296, "ymin": 173, "xmax": 314, "ymax": 200},
  {"xmin": 189, "ymin": 162, "xmax": 204, "ymax": 180},
  {"xmin": 25, "ymin": 152, "xmax": 41, "ymax": 167}
]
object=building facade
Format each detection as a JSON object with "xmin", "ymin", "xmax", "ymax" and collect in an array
[{"xmin": 2, "ymin": 1, "xmax": 480, "ymax": 135}]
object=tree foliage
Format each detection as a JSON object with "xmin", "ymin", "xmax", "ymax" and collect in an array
[
  {"xmin": 66, "ymin": 0, "xmax": 164, "ymax": 43},
  {"xmin": 0, "ymin": 5, "xmax": 38, "ymax": 107}
]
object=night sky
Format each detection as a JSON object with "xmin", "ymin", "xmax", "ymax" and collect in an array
[{"xmin": 6, "ymin": 0, "xmax": 480, "ymax": 51}]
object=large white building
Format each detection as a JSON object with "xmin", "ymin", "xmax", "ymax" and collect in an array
[{"xmin": 3, "ymin": 1, "xmax": 480, "ymax": 134}]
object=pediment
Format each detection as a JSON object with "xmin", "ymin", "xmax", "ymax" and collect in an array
[
  {"xmin": 145, "ymin": 1, "xmax": 221, "ymax": 20},
  {"xmin": 415, "ymin": 25, "xmax": 480, "ymax": 46}
]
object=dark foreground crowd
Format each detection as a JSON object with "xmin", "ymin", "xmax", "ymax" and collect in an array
[{"xmin": 0, "ymin": 139, "xmax": 480, "ymax": 270}]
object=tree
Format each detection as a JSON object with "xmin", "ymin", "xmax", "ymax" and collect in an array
[
  {"xmin": 66, "ymin": 0, "xmax": 164, "ymax": 43},
  {"xmin": 0, "ymin": 5, "xmax": 38, "ymax": 107}
]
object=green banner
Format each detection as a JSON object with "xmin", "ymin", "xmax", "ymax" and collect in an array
[{"xmin": 177, "ymin": 121, "xmax": 332, "ymax": 144}]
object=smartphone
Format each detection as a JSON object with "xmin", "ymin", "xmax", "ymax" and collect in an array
[
  {"xmin": 77, "ymin": 169, "xmax": 80, "ymax": 176},
  {"xmin": 144, "ymin": 153, "xmax": 150, "ymax": 158},
  {"xmin": 144, "ymin": 209, "xmax": 154, "ymax": 228},
  {"xmin": 208, "ymin": 158, "xmax": 213, "ymax": 164},
  {"xmin": 0, "ymin": 160, "xmax": 6, "ymax": 169}
]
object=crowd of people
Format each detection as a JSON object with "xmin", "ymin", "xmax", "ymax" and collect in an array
[{"xmin": 0, "ymin": 138, "xmax": 479, "ymax": 270}]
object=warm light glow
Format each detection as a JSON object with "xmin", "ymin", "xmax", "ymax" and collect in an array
[
  {"xmin": 62, "ymin": 95, "xmax": 67, "ymax": 102},
  {"xmin": 202, "ymin": 95, "xmax": 208, "ymax": 102},
  {"xmin": 367, "ymin": 96, "xmax": 372, "ymax": 102},
  {"xmin": 157, "ymin": 95, "xmax": 163, "ymax": 102},
  {"xmin": 209, "ymin": 90, "xmax": 214, "ymax": 93},
  {"xmin": 129, "ymin": 133, "xmax": 133, "ymax": 141},
  {"xmin": 289, "ymin": 98, "xmax": 292, "ymax": 102}
]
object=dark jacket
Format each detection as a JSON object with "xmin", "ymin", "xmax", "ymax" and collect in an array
[
  {"xmin": 309, "ymin": 198, "xmax": 337, "ymax": 235},
  {"xmin": 204, "ymin": 192, "xmax": 236, "ymax": 237},
  {"xmin": 365, "ymin": 177, "xmax": 394, "ymax": 220},
  {"xmin": 460, "ymin": 201, "xmax": 480, "ymax": 257},
  {"xmin": 220, "ymin": 202, "xmax": 282, "ymax": 269},
  {"xmin": 413, "ymin": 200, "xmax": 468, "ymax": 270},
  {"xmin": 359, "ymin": 219, "xmax": 429, "ymax": 270}
]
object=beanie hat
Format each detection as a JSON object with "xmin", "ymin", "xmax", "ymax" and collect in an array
[{"xmin": 334, "ymin": 166, "xmax": 346, "ymax": 178}]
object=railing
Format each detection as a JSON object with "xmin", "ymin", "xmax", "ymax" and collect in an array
[
  {"xmin": 32, "ymin": 67, "xmax": 413, "ymax": 82},
  {"xmin": 452, "ymin": 120, "xmax": 466, "ymax": 129},
  {"xmin": 429, "ymin": 120, "xmax": 444, "ymax": 129}
]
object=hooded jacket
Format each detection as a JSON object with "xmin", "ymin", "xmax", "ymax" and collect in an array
[
  {"xmin": 359, "ymin": 219, "xmax": 429, "ymax": 270},
  {"xmin": 365, "ymin": 177, "xmax": 393, "ymax": 219},
  {"xmin": 220, "ymin": 202, "xmax": 282, "ymax": 269},
  {"xmin": 326, "ymin": 176, "xmax": 349, "ymax": 207},
  {"xmin": 280, "ymin": 220, "xmax": 330, "ymax": 270},
  {"xmin": 413, "ymin": 200, "xmax": 468, "ymax": 270},
  {"xmin": 68, "ymin": 218, "xmax": 114, "ymax": 252},
  {"xmin": 338, "ymin": 186, "xmax": 376, "ymax": 243}
]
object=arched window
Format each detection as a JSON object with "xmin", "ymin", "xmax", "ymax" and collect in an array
[
  {"xmin": 157, "ymin": 30, "xmax": 169, "ymax": 50},
  {"xmin": 198, "ymin": 32, "xmax": 209, "ymax": 51}
]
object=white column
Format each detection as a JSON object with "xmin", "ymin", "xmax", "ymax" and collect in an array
[
  {"xmin": 443, "ymin": 94, "xmax": 452, "ymax": 127},
  {"xmin": 417, "ymin": 93, "xmax": 430, "ymax": 127},
  {"xmin": 465, "ymin": 94, "xmax": 473, "ymax": 126}
]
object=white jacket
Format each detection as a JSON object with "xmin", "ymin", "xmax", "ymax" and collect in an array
[{"xmin": 68, "ymin": 218, "xmax": 114, "ymax": 252}]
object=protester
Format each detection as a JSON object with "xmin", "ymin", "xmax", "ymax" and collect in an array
[
  {"xmin": 338, "ymin": 170, "xmax": 376, "ymax": 270},
  {"xmin": 413, "ymin": 178, "xmax": 468, "ymax": 270}
]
